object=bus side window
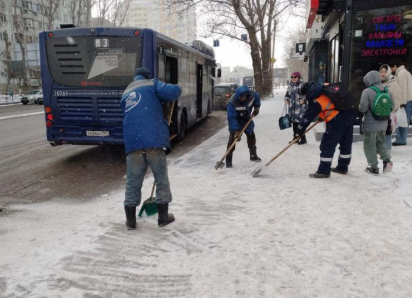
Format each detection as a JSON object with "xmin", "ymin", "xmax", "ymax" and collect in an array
[{"xmin": 158, "ymin": 47, "xmax": 166, "ymax": 82}]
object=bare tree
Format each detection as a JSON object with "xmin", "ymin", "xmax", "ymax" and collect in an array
[
  {"xmin": 164, "ymin": 0, "xmax": 306, "ymax": 97},
  {"xmin": 84, "ymin": 0, "xmax": 94, "ymax": 26},
  {"xmin": 10, "ymin": 0, "xmax": 29, "ymax": 87},
  {"xmin": 0, "ymin": 34, "xmax": 16, "ymax": 92},
  {"xmin": 68, "ymin": 0, "xmax": 84, "ymax": 26},
  {"xmin": 279, "ymin": 20, "xmax": 308, "ymax": 79},
  {"xmin": 94, "ymin": 0, "xmax": 130, "ymax": 27},
  {"xmin": 109, "ymin": 0, "xmax": 131, "ymax": 27},
  {"xmin": 39, "ymin": 0, "xmax": 62, "ymax": 30}
]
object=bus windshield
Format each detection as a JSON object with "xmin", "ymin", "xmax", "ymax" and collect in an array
[{"xmin": 45, "ymin": 36, "xmax": 142, "ymax": 87}]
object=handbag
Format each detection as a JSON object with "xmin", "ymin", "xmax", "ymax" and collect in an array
[
  {"xmin": 279, "ymin": 104, "xmax": 292, "ymax": 130},
  {"xmin": 395, "ymin": 106, "xmax": 408, "ymax": 128}
]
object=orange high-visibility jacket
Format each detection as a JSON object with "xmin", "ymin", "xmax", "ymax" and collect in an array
[{"xmin": 314, "ymin": 94, "xmax": 339, "ymax": 122}]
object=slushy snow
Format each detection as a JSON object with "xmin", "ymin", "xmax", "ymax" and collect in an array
[{"xmin": 1, "ymin": 90, "xmax": 412, "ymax": 297}]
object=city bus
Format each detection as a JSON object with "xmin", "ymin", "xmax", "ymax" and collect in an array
[{"xmin": 39, "ymin": 27, "xmax": 219, "ymax": 146}]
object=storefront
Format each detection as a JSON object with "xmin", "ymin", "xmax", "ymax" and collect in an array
[
  {"xmin": 307, "ymin": 0, "xmax": 412, "ymax": 103},
  {"xmin": 349, "ymin": 2, "xmax": 412, "ymax": 102}
]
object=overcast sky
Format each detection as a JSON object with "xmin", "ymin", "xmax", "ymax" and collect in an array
[{"xmin": 196, "ymin": 8, "xmax": 304, "ymax": 71}]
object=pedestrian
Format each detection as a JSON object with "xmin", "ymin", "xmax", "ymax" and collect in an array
[
  {"xmin": 284, "ymin": 71, "xmax": 308, "ymax": 144},
  {"xmin": 379, "ymin": 64, "xmax": 403, "ymax": 151},
  {"xmin": 359, "ymin": 70, "xmax": 394, "ymax": 175},
  {"xmin": 120, "ymin": 67, "xmax": 182, "ymax": 230},
  {"xmin": 389, "ymin": 58, "xmax": 412, "ymax": 146},
  {"xmin": 296, "ymin": 82, "xmax": 356, "ymax": 178},
  {"xmin": 226, "ymin": 85, "xmax": 261, "ymax": 168}
]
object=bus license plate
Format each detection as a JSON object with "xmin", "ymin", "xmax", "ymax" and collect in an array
[{"xmin": 86, "ymin": 130, "xmax": 110, "ymax": 137}]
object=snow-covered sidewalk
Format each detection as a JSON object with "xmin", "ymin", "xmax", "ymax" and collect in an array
[
  {"xmin": 1, "ymin": 90, "xmax": 412, "ymax": 297},
  {"xmin": 0, "ymin": 94, "xmax": 21, "ymax": 105}
]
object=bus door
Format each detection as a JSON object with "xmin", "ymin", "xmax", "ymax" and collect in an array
[
  {"xmin": 164, "ymin": 56, "xmax": 179, "ymax": 136},
  {"xmin": 165, "ymin": 56, "xmax": 178, "ymax": 84},
  {"xmin": 196, "ymin": 63, "xmax": 203, "ymax": 118}
]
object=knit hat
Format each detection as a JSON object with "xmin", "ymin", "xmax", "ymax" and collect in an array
[
  {"xmin": 291, "ymin": 71, "xmax": 302, "ymax": 78},
  {"xmin": 133, "ymin": 67, "xmax": 151, "ymax": 79}
]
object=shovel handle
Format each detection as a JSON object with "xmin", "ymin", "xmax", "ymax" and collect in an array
[
  {"xmin": 149, "ymin": 181, "xmax": 156, "ymax": 198},
  {"xmin": 264, "ymin": 120, "xmax": 320, "ymax": 167},
  {"xmin": 167, "ymin": 101, "xmax": 175, "ymax": 126},
  {"xmin": 217, "ymin": 115, "xmax": 255, "ymax": 165}
]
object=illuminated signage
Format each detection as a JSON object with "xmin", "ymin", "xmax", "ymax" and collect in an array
[{"xmin": 362, "ymin": 14, "xmax": 407, "ymax": 57}]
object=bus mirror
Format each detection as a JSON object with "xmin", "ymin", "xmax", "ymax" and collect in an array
[{"xmin": 217, "ymin": 69, "xmax": 222, "ymax": 78}]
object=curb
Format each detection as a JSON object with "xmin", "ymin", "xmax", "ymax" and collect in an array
[
  {"xmin": 0, "ymin": 111, "xmax": 44, "ymax": 121},
  {"xmin": 0, "ymin": 102, "xmax": 21, "ymax": 106}
]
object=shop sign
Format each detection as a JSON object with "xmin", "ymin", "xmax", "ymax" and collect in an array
[{"xmin": 362, "ymin": 14, "xmax": 407, "ymax": 57}]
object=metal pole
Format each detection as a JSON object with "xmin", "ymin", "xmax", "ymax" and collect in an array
[
  {"xmin": 342, "ymin": 0, "xmax": 353, "ymax": 88},
  {"xmin": 271, "ymin": 20, "xmax": 276, "ymax": 68}
]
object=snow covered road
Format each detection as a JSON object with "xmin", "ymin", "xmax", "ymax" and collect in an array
[{"xmin": 1, "ymin": 90, "xmax": 412, "ymax": 297}]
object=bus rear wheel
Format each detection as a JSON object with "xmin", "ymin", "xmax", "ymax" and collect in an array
[{"xmin": 177, "ymin": 113, "xmax": 186, "ymax": 140}]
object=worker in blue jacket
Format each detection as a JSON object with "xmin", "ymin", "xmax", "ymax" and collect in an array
[
  {"xmin": 226, "ymin": 85, "xmax": 261, "ymax": 168},
  {"xmin": 120, "ymin": 67, "xmax": 182, "ymax": 230}
]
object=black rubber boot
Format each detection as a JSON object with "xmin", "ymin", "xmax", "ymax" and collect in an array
[
  {"xmin": 309, "ymin": 172, "xmax": 330, "ymax": 178},
  {"xmin": 249, "ymin": 147, "xmax": 261, "ymax": 162},
  {"xmin": 124, "ymin": 206, "xmax": 136, "ymax": 230},
  {"xmin": 331, "ymin": 167, "xmax": 347, "ymax": 175},
  {"xmin": 298, "ymin": 135, "xmax": 307, "ymax": 145},
  {"xmin": 226, "ymin": 153, "xmax": 233, "ymax": 168},
  {"xmin": 157, "ymin": 203, "xmax": 175, "ymax": 227}
]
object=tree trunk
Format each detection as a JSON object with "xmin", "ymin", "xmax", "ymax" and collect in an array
[{"xmin": 249, "ymin": 34, "xmax": 264, "ymax": 96}]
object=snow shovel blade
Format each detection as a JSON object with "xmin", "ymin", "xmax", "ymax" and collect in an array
[
  {"xmin": 214, "ymin": 160, "xmax": 225, "ymax": 170},
  {"xmin": 138, "ymin": 196, "xmax": 158, "ymax": 217},
  {"xmin": 251, "ymin": 167, "xmax": 263, "ymax": 178}
]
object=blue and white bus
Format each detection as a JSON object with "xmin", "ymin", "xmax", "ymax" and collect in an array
[{"xmin": 39, "ymin": 27, "xmax": 218, "ymax": 146}]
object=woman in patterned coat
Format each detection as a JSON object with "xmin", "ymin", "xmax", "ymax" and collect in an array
[{"xmin": 284, "ymin": 71, "xmax": 308, "ymax": 144}]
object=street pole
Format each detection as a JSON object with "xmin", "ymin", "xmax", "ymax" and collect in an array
[
  {"xmin": 271, "ymin": 20, "xmax": 276, "ymax": 69},
  {"xmin": 271, "ymin": 20, "xmax": 277, "ymax": 88},
  {"xmin": 342, "ymin": 0, "xmax": 353, "ymax": 87}
]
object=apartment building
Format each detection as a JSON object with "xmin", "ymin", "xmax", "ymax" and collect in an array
[
  {"xmin": 124, "ymin": 0, "xmax": 197, "ymax": 43},
  {"xmin": 0, "ymin": 0, "xmax": 88, "ymax": 92}
]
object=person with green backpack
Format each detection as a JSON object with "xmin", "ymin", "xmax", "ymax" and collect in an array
[
  {"xmin": 379, "ymin": 64, "xmax": 403, "ymax": 151},
  {"xmin": 359, "ymin": 70, "xmax": 394, "ymax": 175}
]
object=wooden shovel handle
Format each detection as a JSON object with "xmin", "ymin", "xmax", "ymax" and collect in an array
[
  {"xmin": 264, "ymin": 120, "xmax": 320, "ymax": 167},
  {"xmin": 218, "ymin": 115, "xmax": 255, "ymax": 163}
]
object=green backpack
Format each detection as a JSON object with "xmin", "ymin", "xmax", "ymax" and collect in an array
[{"xmin": 369, "ymin": 86, "xmax": 392, "ymax": 121}]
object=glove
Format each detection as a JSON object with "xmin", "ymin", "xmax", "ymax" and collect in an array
[
  {"xmin": 252, "ymin": 107, "xmax": 260, "ymax": 116},
  {"xmin": 234, "ymin": 130, "xmax": 242, "ymax": 141}
]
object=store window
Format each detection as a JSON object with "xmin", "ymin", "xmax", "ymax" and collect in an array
[{"xmin": 349, "ymin": 5, "xmax": 412, "ymax": 102}]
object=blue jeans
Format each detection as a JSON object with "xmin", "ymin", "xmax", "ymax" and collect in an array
[
  {"xmin": 395, "ymin": 101, "xmax": 412, "ymax": 144},
  {"xmin": 124, "ymin": 148, "xmax": 172, "ymax": 207},
  {"xmin": 385, "ymin": 134, "xmax": 392, "ymax": 151}
]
